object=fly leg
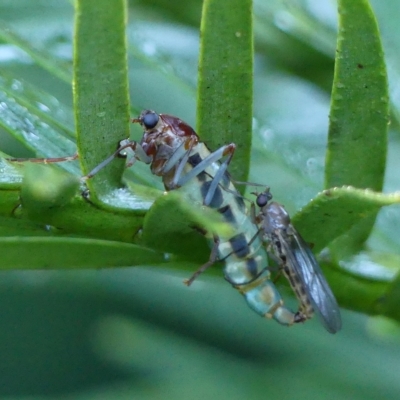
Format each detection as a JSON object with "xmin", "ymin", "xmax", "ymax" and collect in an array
[
  {"xmin": 164, "ymin": 142, "xmax": 236, "ymax": 206},
  {"xmin": 6, "ymin": 154, "xmax": 79, "ymax": 163},
  {"xmin": 183, "ymin": 235, "xmax": 220, "ymax": 286},
  {"xmin": 160, "ymin": 144, "xmax": 238, "ymax": 284},
  {"xmin": 201, "ymin": 144, "xmax": 235, "ymax": 206},
  {"xmin": 161, "ymin": 137, "xmax": 198, "ymax": 187},
  {"xmin": 82, "ymin": 140, "xmax": 151, "ymax": 179}
]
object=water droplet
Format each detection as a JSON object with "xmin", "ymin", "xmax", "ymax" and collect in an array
[
  {"xmin": 37, "ymin": 102, "xmax": 51, "ymax": 113},
  {"xmin": 11, "ymin": 79, "xmax": 23, "ymax": 92},
  {"xmin": 100, "ymin": 188, "xmax": 154, "ymax": 210},
  {"xmin": 0, "ymin": 159, "xmax": 23, "ymax": 184}
]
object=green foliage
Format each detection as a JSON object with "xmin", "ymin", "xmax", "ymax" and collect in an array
[
  {"xmin": 293, "ymin": 187, "xmax": 399, "ymax": 254},
  {"xmin": 326, "ymin": 0, "xmax": 388, "ymax": 191},
  {"xmin": 74, "ymin": 0, "xmax": 130, "ymax": 194},
  {"xmin": 0, "ymin": 236, "xmax": 165, "ymax": 269},
  {"xmin": 0, "ymin": 0, "xmax": 396, "ymax": 319},
  {"xmin": 1, "ymin": 0, "xmax": 400, "ymax": 397},
  {"xmin": 324, "ymin": 0, "xmax": 389, "ymax": 260},
  {"xmin": 142, "ymin": 190, "xmax": 234, "ymax": 260},
  {"xmin": 197, "ymin": 0, "xmax": 253, "ymax": 184}
]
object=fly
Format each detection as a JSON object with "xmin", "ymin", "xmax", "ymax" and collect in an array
[
  {"xmin": 87, "ymin": 110, "xmax": 306, "ymax": 327},
  {"xmin": 8, "ymin": 110, "xmax": 331, "ymax": 330},
  {"xmin": 253, "ymin": 188, "xmax": 342, "ymax": 333}
]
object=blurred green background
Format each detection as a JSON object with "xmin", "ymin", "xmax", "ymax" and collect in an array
[{"xmin": 1, "ymin": 0, "xmax": 400, "ymax": 398}]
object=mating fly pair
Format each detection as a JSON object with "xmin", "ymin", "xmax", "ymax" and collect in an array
[
  {"xmin": 87, "ymin": 110, "xmax": 341, "ymax": 333},
  {"xmin": 7, "ymin": 109, "xmax": 341, "ymax": 333}
]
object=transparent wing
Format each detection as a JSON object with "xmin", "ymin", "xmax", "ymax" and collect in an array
[{"xmin": 280, "ymin": 229, "xmax": 342, "ymax": 334}]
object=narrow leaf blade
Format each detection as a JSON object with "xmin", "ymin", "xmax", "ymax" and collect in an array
[
  {"xmin": 197, "ymin": 0, "xmax": 253, "ymax": 183},
  {"xmin": 74, "ymin": 0, "xmax": 130, "ymax": 193},
  {"xmin": 292, "ymin": 186, "xmax": 400, "ymax": 253},
  {"xmin": 0, "ymin": 237, "xmax": 165, "ymax": 270},
  {"xmin": 325, "ymin": 0, "xmax": 389, "ymax": 190}
]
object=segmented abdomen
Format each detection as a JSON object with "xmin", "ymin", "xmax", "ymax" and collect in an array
[{"xmin": 179, "ymin": 143, "xmax": 269, "ymax": 286}]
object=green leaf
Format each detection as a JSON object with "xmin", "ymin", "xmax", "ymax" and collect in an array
[
  {"xmin": 292, "ymin": 186, "xmax": 400, "ymax": 253},
  {"xmin": 322, "ymin": 255, "xmax": 389, "ymax": 315},
  {"xmin": 0, "ymin": 73, "xmax": 75, "ymax": 137},
  {"xmin": 0, "ymin": 215, "xmax": 57, "ymax": 237},
  {"xmin": 0, "ymin": 156, "xmax": 23, "ymax": 187},
  {"xmin": 380, "ymin": 272, "xmax": 400, "ymax": 321},
  {"xmin": 0, "ymin": 159, "xmax": 153, "ymax": 243},
  {"xmin": 324, "ymin": 0, "xmax": 389, "ymax": 255},
  {"xmin": 0, "ymin": 20, "xmax": 72, "ymax": 83},
  {"xmin": 16, "ymin": 164, "xmax": 152, "ymax": 241},
  {"xmin": 1, "ymin": 0, "xmax": 400, "ymax": 327},
  {"xmin": 141, "ymin": 191, "xmax": 234, "ymax": 260},
  {"xmin": 0, "ymin": 236, "xmax": 165, "ymax": 270},
  {"xmin": 20, "ymin": 163, "xmax": 80, "ymax": 215},
  {"xmin": 0, "ymin": 90, "xmax": 79, "ymax": 175},
  {"xmin": 74, "ymin": 0, "xmax": 130, "ymax": 194},
  {"xmin": 0, "ymin": 192, "xmax": 20, "ymax": 218},
  {"xmin": 325, "ymin": 0, "xmax": 389, "ymax": 190},
  {"xmin": 22, "ymin": 195, "xmax": 148, "ymax": 243},
  {"xmin": 197, "ymin": 0, "xmax": 253, "ymax": 184}
]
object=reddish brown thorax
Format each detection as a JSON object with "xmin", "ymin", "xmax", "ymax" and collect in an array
[{"xmin": 134, "ymin": 111, "xmax": 199, "ymax": 177}]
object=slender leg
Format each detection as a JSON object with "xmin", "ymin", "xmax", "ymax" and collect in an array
[
  {"xmin": 6, "ymin": 154, "xmax": 79, "ymax": 163},
  {"xmin": 162, "ymin": 137, "xmax": 197, "ymax": 176},
  {"xmin": 183, "ymin": 236, "xmax": 220, "ymax": 286},
  {"xmin": 203, "ymin": 144, "xmax": 235, "ymax": 206},
  {"xmin": 165, "ymin": 139, "xmax": 197, "ymax": 188},
  {"xmin": 83, "ymin": 149, "xmax": 125, "ymax": 180},
  {"xmin": 167, "ymin": 143, "xmax": 236, "ymax": 207},
  {"xmin": 82, "ymin": 140, "xmax": 151, "ymax": 180}
]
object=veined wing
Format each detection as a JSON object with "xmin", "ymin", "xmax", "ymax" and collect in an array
[{"xmin": 279, "ymin": 229, "xmax": 342, "ymax": 334}]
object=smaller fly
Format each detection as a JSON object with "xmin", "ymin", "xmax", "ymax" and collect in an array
[{"xmin": 253, "ymin": 188, "xmax": 342, "ymax": 333}]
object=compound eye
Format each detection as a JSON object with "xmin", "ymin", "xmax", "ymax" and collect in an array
[
  {"xmin": 256, "ymin": 192, "xmax": 271, "ymax": 207},
  {"xmin": 142, "ymin": 111, "xmax": 159, "ymax": 129}
]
